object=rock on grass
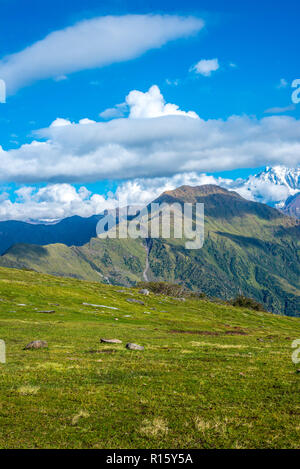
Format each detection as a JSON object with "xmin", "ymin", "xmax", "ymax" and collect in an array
[
  {"xmin": 126, "ymin": 299, "xmax": 145, "ymax": 305},
  {"xmin": 100, "ymin": 338, "xmax": 122, "ymax": 344},
  {"xmin": 126, "ymin": 343, "xmax": 145, "ymax": 351},
  {"xmin": 23, "ymin": 340, "xmax": 48, "ymax": 350}
]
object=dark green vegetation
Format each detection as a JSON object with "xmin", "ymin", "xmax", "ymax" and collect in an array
[
  {"xmin": 0, "ymin": 267, "xmax": 299, "ymax": 449},
  {"xmin": 230, "ymin": 295, "xmax": 266, "ymax": 312},
  {"xmin": 0, "ymin": 186, "xmax": 299, "ymax": 315}
]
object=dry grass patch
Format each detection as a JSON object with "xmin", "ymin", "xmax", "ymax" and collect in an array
[
  {"xmin": 139, "ymin": 418, "xmax": 169, "ymax": 438},
  {"xmin": 194, "ymin": 417, "xmax": 213, "ymax": 432},
  {"xmin": 37, "ymin": 362, "xmax": 65, "ymax": 371},
  {"xmin": 17, "ymin": 385, "xmax": 40, "ymax": 395},
  {"xmin": 190, "ymin": 341, "xmax": 246, "ymax": 349},
  {"xmin": 71, "ymin": 410, "xmax": 90, "ymax": 426}
]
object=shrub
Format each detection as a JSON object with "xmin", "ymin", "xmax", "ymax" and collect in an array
[
  {"xmin": 231, "ymin": 295, "xmax": 266, "ymax": 312},
  {"xmin": 137, "ymin": 281, "xmax": 205, "ymax": 299}
]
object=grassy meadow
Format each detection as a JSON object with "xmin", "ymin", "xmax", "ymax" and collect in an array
[{"xmin": 0, "ymin": 266, "xmax": 299, "ymax": 449}]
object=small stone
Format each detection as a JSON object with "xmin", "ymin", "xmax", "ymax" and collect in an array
[
  {"xmin": 24, "ymin": 340, "xmax": 48, "ymax": 350},
  {"xmin": 126, "ymin": 343, "xmax": 145, "ymax": 351},
  {"xmin": 100, "ymin": 338, "xmax": 122, "ymax": 344},
  {"xmin": 83, "ymin": 302, "xmax": 118, "ymax": 310},
  {"xmin": 126, "ymin": 299, "xmax": 145, "ymax": 305},
  {"xmin": 139, "ymin": 289, "xmax": 150, "ymax": 296},
  {"xmin": 38, "ymin": 310, "xmax": 55, "ymax": 314}
]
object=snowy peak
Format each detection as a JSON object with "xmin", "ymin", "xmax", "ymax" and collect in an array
[
  {"xmin": 233, "ymin": 166, "xmax": 300, "ymax": 209},
  {"xmin": 256, "ymin": 166, "xmax": 300, "ymax": 190}
]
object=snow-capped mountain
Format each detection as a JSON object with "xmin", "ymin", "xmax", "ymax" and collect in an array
[
  {"xmin": 232, "ymin": 166, "xmax": 300, "ymax": 208},
  {"xmin": 254, "ymin": 166, "xmax": 300, "ymax": 191}
]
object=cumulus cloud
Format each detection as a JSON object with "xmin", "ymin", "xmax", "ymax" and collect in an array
[
  {"xmin": 0, "ymin": 169, "xmax": 296, "ymax": 222},
  {"xmin": 99, "ymin": 85, "xmax": 197, "ymax": 119},
  {"xmin": 234, "ymin": 179, "xmax": 291, "ymax": 205},
  {"xmin": 126, "ymin": 85, "xmax": 199, "ymax": 119},
  {"xmin": 0, "ymin": 184, "xmax": 117, "ymax": 221},
  {"xmin": 0, "ymin": 173, "xmax": 229, "ymax": 221},
  {"xmin": 191, "ymin": 58, "xmax": 219, "ymax": 76},
  {"xmin": 0, "ymin": 15, "xmax": 204, "ymax": 94},
  {"xmin": 0, "ymin": 86, "xmax": 300, "ymax": 184},
  {"xmin": 115, "ymin": 172, "xmax": 227, "ymax": 206}
]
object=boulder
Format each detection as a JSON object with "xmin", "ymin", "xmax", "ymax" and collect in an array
[
  {"xmin": 126, "ymin": 299, "xmax": 145, "ymax": 305},
  {"xmin": 139, "ymin": 289, "xmax": 150, "ymax": 296},
  {"xmin": 126, "ymin": 343, "xmax": 145, "ymax": 351},
  {"xmin": 24, "ymin": 340, "xmax": 48, "ymax": 350},
  {"xmin": 100, "ymin": 338, "xmax": 122, "ymax": 344},
  {"xmin": 37, "ymin": 310, "xmax": 55, "ymax": 314}
]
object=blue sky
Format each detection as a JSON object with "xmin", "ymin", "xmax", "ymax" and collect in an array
[{"xmin": 0, "ymin": 0, "xmax": 299, "ymax": 220}]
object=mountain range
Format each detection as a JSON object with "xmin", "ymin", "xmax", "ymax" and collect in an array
[
  {"xmin": 0, "ymin": 184, "xmax": 299, "ymax": 316},
  {"xmin": 231, "ymin": 165, "xmax": 300, "ymax": 210}
]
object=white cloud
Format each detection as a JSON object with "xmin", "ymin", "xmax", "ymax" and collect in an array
[
  {"xmin": 165, "ymin": 78, "xmax": 180, "ymax": 86},
  {"xmin": 0, "ymin": 173, "xmax": 229, "ymax": 221},
  {"xmin": 0, "ymin": 184, "xmax": 117, "ymax": 221},
  {"xmin": 126, "ymin": 85, "xmax": 199, "ymax": 119},
  {"xmin": 99, "ymin": 85, "xmax": 198, "ymax": 119},
  {"xmin": 0, "ymin": 169, "xmax": 297, "ymax": 222},
  {"xmin": 53, "ymin": 75, "xmax": 68, "ymax": 82},
  {"xmin": 191, "ymin": 58, "xmax": 219, "ymax": 76},
  {"xmin": 79, "ymin": 118, "xmax": 97, "ymax": 125},
  {"xmin": 264, "ymin": 104, "xmax": 295, "ymax": 114},
  {"xmin": 277, "ymin": 78, "xmax": 288, "ymax": 89},
  {"xmin": 0, "ymin": 86, "xmax": 300, "ymax": 184},
  {"xmin": 115, "ymin": 172, "xmax": 227, "ymax": 206},
  {"xmin": 50, "ymin": 118, "xmax": 72, "ymax": 128},
  {"xmin": 234, "ymin": 179, "xmax": 291, "ymax": 205},
  {"xmin": 0, "ymin": 15, "xmax": 204, "ymax": 94},
  {"xmin": 99, "ymin": 103, "xmax": 127, "ymax": 120}
]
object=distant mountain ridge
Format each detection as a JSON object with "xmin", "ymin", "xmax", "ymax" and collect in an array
[
  {"xmin": 0, "ymin": 184, "xmax": 299, "ymax": 316},
  {"xmin": 283, "ymin": 192, "xmax": 300, "ymax": 218},
  {"xmin": 0, "ymin": 215, "xmax": 101, "ymax": 255}
]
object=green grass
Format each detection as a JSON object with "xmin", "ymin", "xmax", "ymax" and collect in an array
[{"xmin": 0, "ymin": 266, "xmax": 299, "ymax": 449}]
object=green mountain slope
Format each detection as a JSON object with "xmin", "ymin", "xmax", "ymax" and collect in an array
[
  {"xmin": 0, "ymin": 238, "xmax": 147, "ymax": 286},
  {"xmin": 0, "ymin": 185, "xmax": 299, "ymax": 316},
  {"xmin": 0, "ymin": 266, "xmax": 300, "ymax": 449}
]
